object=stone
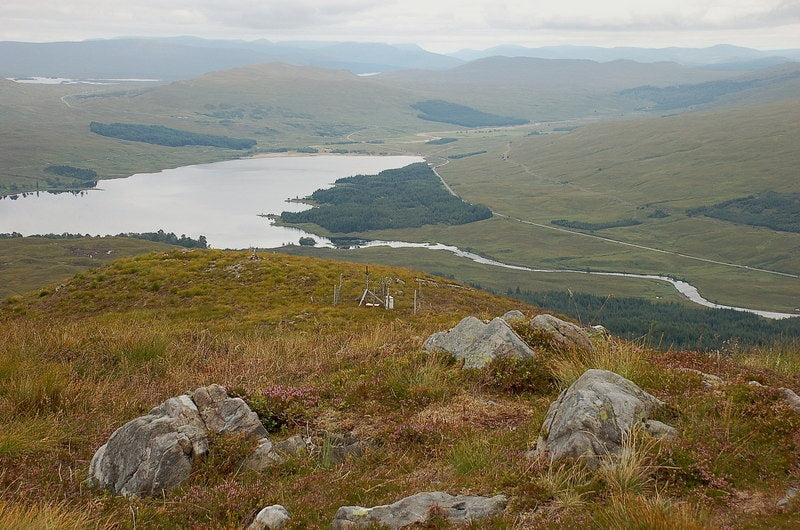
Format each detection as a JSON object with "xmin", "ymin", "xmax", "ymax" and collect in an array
[
  {"xmin": 779, "ymin": 387, "xmax": 800, "ymax": 413},
  {"xmin": 331, "ymin": 491, "xmax": 507, "ymax": 529},
  {"xmin": 501, "ymin": 309, "xmax": 526, "ymax": 321},
  {"xmin": 643, "ymin": 419, "xmax": 678, "ymax": 441},
  {"xmin": 191, "ymin": 384, "xmax": 268, "ymax": 439},
  {"xmin": 248, "ymin": 504, "xmax": 291, "ymax": 530},
  {"xmin": 86, "ymin": 384, "xmax": 268, "ymax": 497},
  {"xmin": 678, "ymin": 368, "xmax": 725, "ymax": 388},
  {"xmin": 244, "ymin": 432, "xmax": 366, "ymax": 472},
  {"xmin": 423, "ymin": 316, "xmax": 536, "ymax": 369},
  {"xmin": 86, "ymin": 397, "xmax": 207, "ymax": 497},
  {"xmin": 529, "ymin": 314, "xmax": 594, "ymax": 352},
  {"xmin": 777, "ymin": 487, "xmax": 798, "ymax": 509},
  {"xmin": 242, "ymin": 439, "xmax": 283, "ymax": 472},
  {"xmin": 273, "ymin": 434, "xmax": 309, "ymax": 456},
  {"xmin": 533, "ymin": 369, "xmax": 671, "ymax": 466}
]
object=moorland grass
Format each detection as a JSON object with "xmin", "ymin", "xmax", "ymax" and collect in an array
[{"xmin": 0, "ymin": 249, "xmax": 798, "ymax": 527}]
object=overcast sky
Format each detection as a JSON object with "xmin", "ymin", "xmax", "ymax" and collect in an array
[{"xmin": 2, "ymin": 0, "xmax": 799, "ymax": 52}]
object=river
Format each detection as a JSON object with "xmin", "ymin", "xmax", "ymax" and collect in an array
[{"xmin": 356, "ymin": 241, "xmax": 800, "ymax": 320}]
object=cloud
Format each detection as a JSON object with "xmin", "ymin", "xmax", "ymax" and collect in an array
[
  {"xmin": 0, "ymin": 0, "xmax": 798, "ymax": 49},
  {"xmin": 189, "ymin": 0, "xmax": 379, "ymax": 31}
]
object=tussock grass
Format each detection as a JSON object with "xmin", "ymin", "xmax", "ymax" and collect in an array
[
  {"xmin": 593, "ymin": 493, "xmax": 709, "ymax": 529},
  {"xmin": 546, "ymin": 337, "xmax": 649, "ymax": 389},
  {"xmin": 0, "ymin": 500, "xmax": 94, "ymax": 530},
  {"xmin": 597, "ymin": 428, "xmax": 661, "ymax": 496},
  {"xmin": 532, "ymin": 458, "xmax": 597, "ymax": 510},
  {"xmin": 0, "ymin": 417, "xmax": 63, "ymax": 457}
]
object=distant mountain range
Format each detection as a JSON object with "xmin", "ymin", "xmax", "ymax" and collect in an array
[
  {"xmin": 449, "ymin": 43, "xmax": 800, "ymax": 70},
  {"xmin": 1, "ymin": 38, "xmax": 798, "ymax": 81}
]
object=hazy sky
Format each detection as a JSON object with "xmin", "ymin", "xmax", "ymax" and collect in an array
[{"xmin": 3, "ymin": 0, "xmax": 799, "ymax": 52}]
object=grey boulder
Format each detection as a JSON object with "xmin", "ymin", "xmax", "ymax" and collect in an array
[
  {"xmin": 533, "ymin": 369, "xmax": 672, "ymax": 465},
  {"xmin": 247, "ymin": 504, "xmax": 291, "ymax": 530},
  {"xmin": 780, "ymin": 387, "xmax": 800, "ymax": 412},
  {"xmin": 423, "ymin": 316, "xmax": 535, "ymax": 369},
  {"xmin": 86, "ymin": 384, "xmax": 267, "ymax": 497},
  {"xmin": 332, "ymin": 491, "xmax": 507, "ymax": 529},
  {"xmin": 529, "ymin": 313, "xmax": 594, "ymax": 352}
]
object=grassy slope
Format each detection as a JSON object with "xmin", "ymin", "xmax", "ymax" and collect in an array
[
  {"xmin": 0, "ymin": 236, "xmax": 174, "ymax": 299},
  {"xmin": 376, "ymin": 56, "xmax": 737, "ymax": 121},
  {"xmin": 0, "ymin": 64, "xmax": 427, "ymax": 193},
  {"xmin": 0, "ymin": 58, "xmax": 739, "ymax": 194},
  {"xmin": 0, "ymin": 249, "xmax": 798, "ymax": 528}
]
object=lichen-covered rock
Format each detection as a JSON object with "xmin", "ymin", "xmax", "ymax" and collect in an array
[
  {"xmin": 533, "ymin": 369, "xmax": 670, "ymax": 465},
  {"xmin": 529, "ymin": 313, "xmax": 594, "ymax": 352},
  {"xmin": 86, "ymin": 384, "xmax": 268, "ymax": 497},
  {"xmin": 332, "ymin": 491, "xmax": 507, "ymax": 529},
  {"xmin": 423, "ymin": 316, "xmax": 535, "ymax": 369},
  {"xmin": 248, "ymin": 504, "xmax": 291, "ymax": 530}
]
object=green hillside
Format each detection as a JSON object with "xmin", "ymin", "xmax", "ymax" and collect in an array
[
  {"xmin": 0, "ymin": 58, "xmax": 750, "ymax": 195},
  {"xmin": 0, "ymin": 236, "xmax": 173, "ymax": 298},
  {"xmin": 1, "ymin": 249, "xmax": 799, "ymax": 527},
  {"xmin": 379, "ymin": 98, "xmax": 800, "ymax": 313}
]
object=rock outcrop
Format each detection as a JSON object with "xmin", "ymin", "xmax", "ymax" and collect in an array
[
  {"xmin": 423, "ymin": 316, "xmax": 535, "ymax": 369},
  {"xmin": 86, "ymin": 384, "xmax": 267, "ymax": 497},
  {"xmin": 532, "ymin": 369, "xmax": 673, "ymax": 465},
  {"xmin": 331, "ymin": 491, "xmax": 507, "ymax": 529},
  {"xmin": 529, "ymin": 313, "xmax": 594, "ymax": 352}
]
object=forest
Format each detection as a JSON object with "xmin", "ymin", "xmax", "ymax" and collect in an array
[
  {"xmin": 687, "ymin": 191, "xmax": 800, "ymax": 233},
  {"xmin": 551, "ymin": 218, "xmax": 642, "ymax": 231},
  {"xmin": 411, "ymin": 100, "xmax": 529, "ymax": 127},
  {"xmin": 508, "ymin": 289, "xmax": 800, "ymax": 351},
  {"xmin": 89, "ymin": 122, "xmax": 256, "ymax": 150},
  {"xmin": 45, "ymin": 165, "xmax": 98, "ymax": 181},
  {"xmin": 0, "ymin": 231, "xmax": 207, "ymax": 248},
  {"xmin": 280, "ymin": 162, "xmax": 492, "ymax": 233}
]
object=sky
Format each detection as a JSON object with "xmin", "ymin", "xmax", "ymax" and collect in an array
[{"xmin": 2, "ymin": 0, "xmax": 799, "ymax": 53}]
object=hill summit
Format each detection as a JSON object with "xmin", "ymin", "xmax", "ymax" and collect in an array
[{"xmin": 1, "ymin": 249, "xmax": 799, "ymax": 527}]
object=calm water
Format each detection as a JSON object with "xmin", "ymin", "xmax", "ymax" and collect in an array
[{"xmin": 0, "ymin": 155, "xmax": 422, "ymax": 249}]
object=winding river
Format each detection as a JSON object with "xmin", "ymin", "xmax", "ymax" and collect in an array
[
  {"xmin": 1, "ymin": 155, "xmax": 796, "ymax": 320},
  {"xmin": 355, "ymin": 241, "xmax": 799, "ymax": 320}
]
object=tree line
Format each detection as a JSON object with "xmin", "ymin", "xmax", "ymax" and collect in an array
[
  {"xmin": 508, "ymin": 289, "xmax": 800, "ymax": 351},
  {"xmin": 89, "ymin": 122, "xmax": 256, "ymax": 150},
  {"xmin": 1, "ymin": 231, "xmax": 207, "ymax": 248},
  {"xmin": 411, "ymin": 100, "xmax": 529, "ymax": 128},
  {"xmin": 687, "ymin": 191, "xmax": 800, "ymax": 233},
  {"xmin": 551, "ymin": 218, "xmax": 642, "ymax": 231}
]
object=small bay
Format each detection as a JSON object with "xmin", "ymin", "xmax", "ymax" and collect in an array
[{"xmin": 0, "ymin": 155, "xmax": 422, "ymax": 249}]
